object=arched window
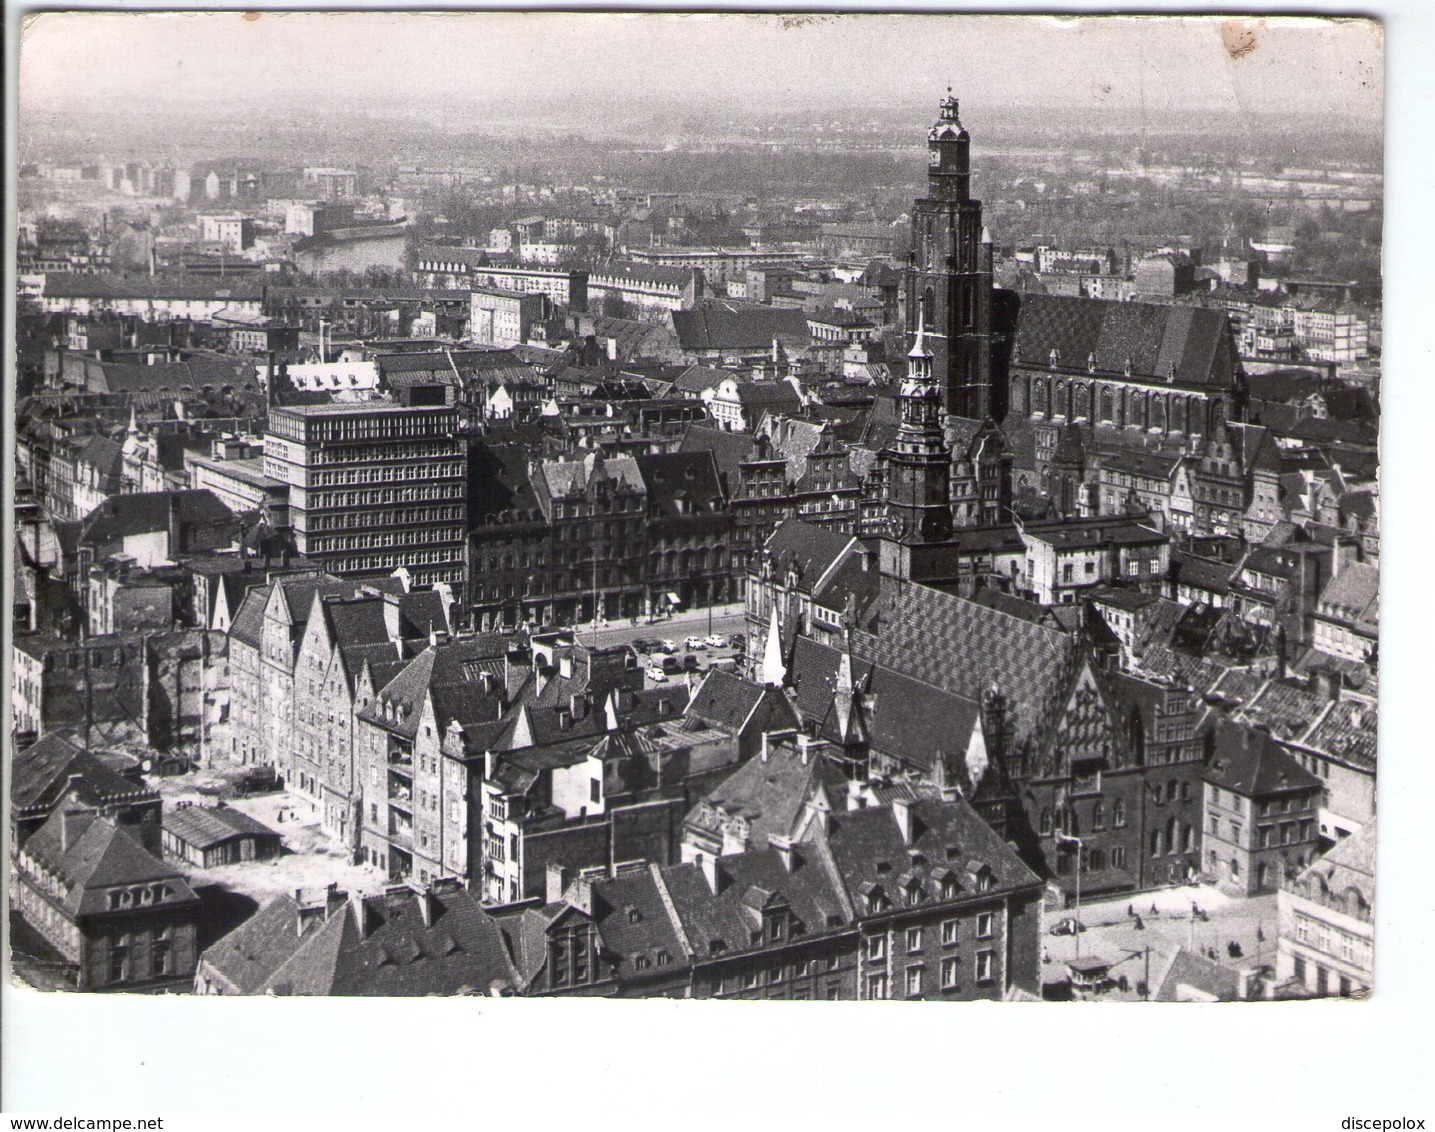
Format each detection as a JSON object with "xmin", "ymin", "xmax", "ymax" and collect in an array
[
  {"xmin": 1092, "ymin": 801, "xmax": 1105, "ymax": 830},
  {"xmin": 1074, "ymin": 384, "xmax": 1090, "ymax": 420},
  {"xmin": 1152, "ymin": 396, "xmax": 1167, "ymax": 432},
  {"xmin": 1039, "ymin": 808, "xmax": 1053, "ymax": 836},
  {"xmin": 1171, "ymin": 397, "xmax": 1187, "ymax": 433},
  {"xmin": 1150, "ymin": 830, "xmax": 1162, "ymax": 858},
  {"xmin": 1054, "ymin": 382, "xmax": 1069, "ymax": 419},
  {"xmin": 1165, "ymin": 816, "xmax": 1177, "ymax": 855},
  {"xmin": 1099, "ymin": 387, "xmax": 1115, "ymax": 423},
  {"xmin": 1033, "ymin": 380, "xmax": 1049, "ymax": 417},
  {"xmin": 1113, "ymin": 799, "xmax": 1126, "ymax": 828}
]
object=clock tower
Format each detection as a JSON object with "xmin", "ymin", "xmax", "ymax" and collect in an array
[{"xmin": 906, "ymin": 91, "xmax": 996, "ymax": 421}]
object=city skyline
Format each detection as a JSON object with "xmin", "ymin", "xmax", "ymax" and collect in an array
[{"xmin": 19, "ymin": 12, "xmax": 1383, "ymax": 125}]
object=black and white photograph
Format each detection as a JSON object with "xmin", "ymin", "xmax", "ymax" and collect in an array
[{"xmin": 3, "ymin": 4, "xmax": 1428, "ymax": 1122}]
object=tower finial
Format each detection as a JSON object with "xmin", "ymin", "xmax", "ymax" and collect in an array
[{"xmin": 908, "ymin": 305, "xmax": 931, "ymax": 361}]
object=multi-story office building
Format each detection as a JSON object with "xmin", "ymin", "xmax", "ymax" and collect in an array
[{"xmin": 264, "ymin": 403, "xmax": 466, "ymax": 586}]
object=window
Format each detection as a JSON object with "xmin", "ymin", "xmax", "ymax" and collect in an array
[
  {"xmin": 866, "ymin": 935, "xmax": 886, "ymax": 961},
  {"xmin": 1092, "ymin": 801, "xmax": 1105, "ymax": 830},
  {"xmin": 942, "ymin": 919, "xmax": 959, "ymax": 946},
  {"xmin": 867, "ymin": 974, "xmax": 888, "ymax": 1000},
  {"xmin": 1039, "ymin": 809, "xmax": 1053, "ymax": 836},
  {"xmin": 1113, "ymin": 799, "xmax": 1126, "ymax": 828},
  {"xmin": 906, "ymin": 927, "xmax": 922, "ymax": 953},
  {"xmin": 942, "ymin": 956, "xmax": 960, "ymax": 989},
  {"xmin": 1110, "ymin": 846, "xmax": 1127, "ymax": 869},
  {"xmin": 1153, "ymin": 783, "xmax": 1165, "ymax": 805},
  {"xmin": 906, "ymin": 967, "xmax": 924, "ymax": 997},
  {"xmin": 590, "ymin": 779, "xmax": 601, "ymax": 804},
  {"xmin": 977, "ymin": 912, "xmax": 995, "ymax": 940},
  {"xmin": 975, "ymin": 950, "xmax": 995, "ymax": 983}
]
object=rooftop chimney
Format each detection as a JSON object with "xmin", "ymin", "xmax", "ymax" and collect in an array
[
  {"xmin": 698, "ymin": 852, "xmax": 725, "ymax": 896},
  {"xmin": 893, "ymin": 797, "xmax": 914, "ymax": 846},
  {"xmin": 167, "ymin": 494, "xmax": 183, "ymax": 558},
  {"xmin": 770, "ymin": 833, "xmax": 795, "ymax": 873},
  {"xmin": 545, "ymin": 861, "xmax": 569, "ymax": 904},
  {"xmin": 381, "ymin": 592, "xmax": 401, "ymax": 642}
]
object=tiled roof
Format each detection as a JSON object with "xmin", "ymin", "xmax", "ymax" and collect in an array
[
  {"xmin": 761, "ymin": 519, "xmax": 856, "ymax": 593},
  {"xmin": 1203, "ymin": 721, "xmax": 1323, "ymax": 797},
  {"xmin": 1317, "ymin": 562, "xmax": 1379, "ymax": 631},
  {"xmin": 677, "ymin": 424, "xmax": 757, "ymax": 482},
  {"xmin": 22, "ymin": 812, "xmax": 196, "ymax": 918},
  {"xmin": 789, "ymin": 637, "xmax": 980, "ymax": 775},
  {"xmin": 658, "ymin": 843, "xmax": 851, "ymax": 962},
  {"xmin": 164, "ymin": 804, "xmax": 280, "ymax": 850},
  {"xmin": 12, "ymin": 737, "xmax": 156, "ymax": 816},
  {"xmin": 248, "ymin": 885, "xmax": 519, "ymax": 997},
  {"xmin": 824, "ymin": 797, "xmax": 1042, "ymax": 914},
  {"xmin": 1153, "ymin": 946, "xmax": 1243, "ymax": 1002},
  {"xmin": 1010, "ymin": 293, "xmax": 1236, "ymax": 387},
  {"xmin": 79, "ymin": 489, "xmax": 236, "ymax": 545},
  {"xmin": 690, "ymin": 741, "xmax": 847, "ymax": 851},
  {"xmin": 684, "ymin": 670, "xmax": 797, "ymax": 735},
  {"xmin": 671, "ymin": 307, "xmax": 812, "ymax": 352},
  {"xmin": 858, "ymin": 578, "xmax": 1077, "ymax": 751}
]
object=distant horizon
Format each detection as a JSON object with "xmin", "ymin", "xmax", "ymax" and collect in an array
[{"xmin": 19, "ymin": 12, "xmax": 1383, "ymax": 128}]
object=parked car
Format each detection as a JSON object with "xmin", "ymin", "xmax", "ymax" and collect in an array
[
  {"xmin": 645, "ymin": 666, "xmax": 668, "ymax": 683},
  {"xmin": 684, "ymin": 636, "xmax": 706, "ymax": 650},
  {"xmin": 709, "ymin": 657, "xmax": 737, "ymax": 673},
  {"xmin": 1049, "ymin": 917, "xmax": 1087, "ymax": 937},
  {"xmin": 662, "ymin": 656, "xmax": 683, "ymax": 675},
  {"xmin": 632, "ymin": 638, "xmax": 659, "ymax": 653},
  {"xmin": 659, "ymin": 639, "xmax": 678, "ymax": 654},
  {"xmin": 704, "ymin": 634, "xmax": 728, "ymax": 648},
  {"xmin": 683, "ymin": 654, "xmax": 701, "ymax": 672}
]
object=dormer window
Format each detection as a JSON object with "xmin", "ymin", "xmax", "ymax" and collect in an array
[{"xmin": 940, "ymin": 875, "xmax": 960, "ymax": 900}]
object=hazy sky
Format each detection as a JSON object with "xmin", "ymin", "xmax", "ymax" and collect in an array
[{"xmin": 19, "ymin": 11, "xmax": 1383, "ymax": 122}]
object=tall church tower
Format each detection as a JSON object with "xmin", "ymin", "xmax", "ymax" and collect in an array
[
  {"xmin": 882, "ymin": 313, "xmax": 953, "ymax": 544},
  {"xmin": 906, "ymin": 91, "xmax": 995, "ymax": 421}
]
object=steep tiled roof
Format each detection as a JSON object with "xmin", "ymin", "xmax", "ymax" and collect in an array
[
  {"xmin": 239, "ymin": 885, "xmax": 520, "ymax": 997},
  {"xmin": 690, "ymin": 741, "xmax": 847, "ymax": 851},
  {"xmin": 659, "ymin": 843, "xmax": 851, "ymax": 962},
  {"xmin": 1010, "ymin": 293, "xmax": 1236, "ymax": 387},
  {"xmin": 761, "ymin": 519, "xmax": 856, "ymax": 593},
  {"xmin": 1317, "ymin": 562, "xmax": 1379, "ymax": 632},
  {"xmin": 677, "ymin": 424, "xmax": 757, "ymax": 483},
  {"xmin": 858, "ymin": 578, "xmax": 1077, "ymax": 751},
  {"xmin": 824, "ymin": 796, "xmax": 1042, "ymax": 912},
  {"xmin": 1204, "ymin": 721, "xmax": 1323, "ymax": 797},
  {"xmin": 684, "ymin": 670, "xmax": 798, "ymax": 735},
  {"xmin": 789, "ymin": 637, "xmax": 980, "ymax": 775},
  {"xmin": 79, "ymin": 489, "xmax": 236, "ymax": 545},
  {"xmin": 22, "ymin": 812, "xmax": 196, "ymax": 918}
]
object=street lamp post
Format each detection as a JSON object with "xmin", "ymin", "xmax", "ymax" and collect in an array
[{"xmin": 1056, "ymin": 832, "xmax": 1084, "ymax": 959}]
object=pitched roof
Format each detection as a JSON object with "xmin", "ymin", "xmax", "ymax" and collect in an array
[
  {"xmin": 671, "ymin": 307, "xmax": 812, "ymax": 352},
  {"xmin": 163, "ymin": 804, "xmax": 280, "ymax": 850},
  {"xmin": 22, "ymin": 812, "xmax": 196, "ymax": 918},
  {"xmin": 1153, "ymin": 946, "xmax": 1244, "ymax": 1002},
  {"xmin": 1010, "ymin": 293, "xmax": 1235, "ymax": 387},
  {"xmin": 12, "ymin": 737, "xmax": 157, "ymax": 817},
  {"xmin": 689, "ymin": 740, "xmax": 848, "ymax": 851},
  {"xmin": 857, "ymin": 578, "xmax": 1078, "ymax": 751},
  {"xmin": 213, "ymin": 884, "xmax": 520, "ymax": 997},
  {"xmin": 1204, "ymin": 721, "xmax": 1323, "ymax": 797},
  {"xmin": 824, "ymin": 796, "xmax": 1042, "ymax": 912},
  {"xmin": 79, "ymin": 489, "xmax": 236, "ymax": 545},
  {"xmin": 761, "ymin": 519, "xmax": 856, "ymax": 593},
  {"xmin": 684, "ymin": 670, "xmax": 799, "ymax": 735}
]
